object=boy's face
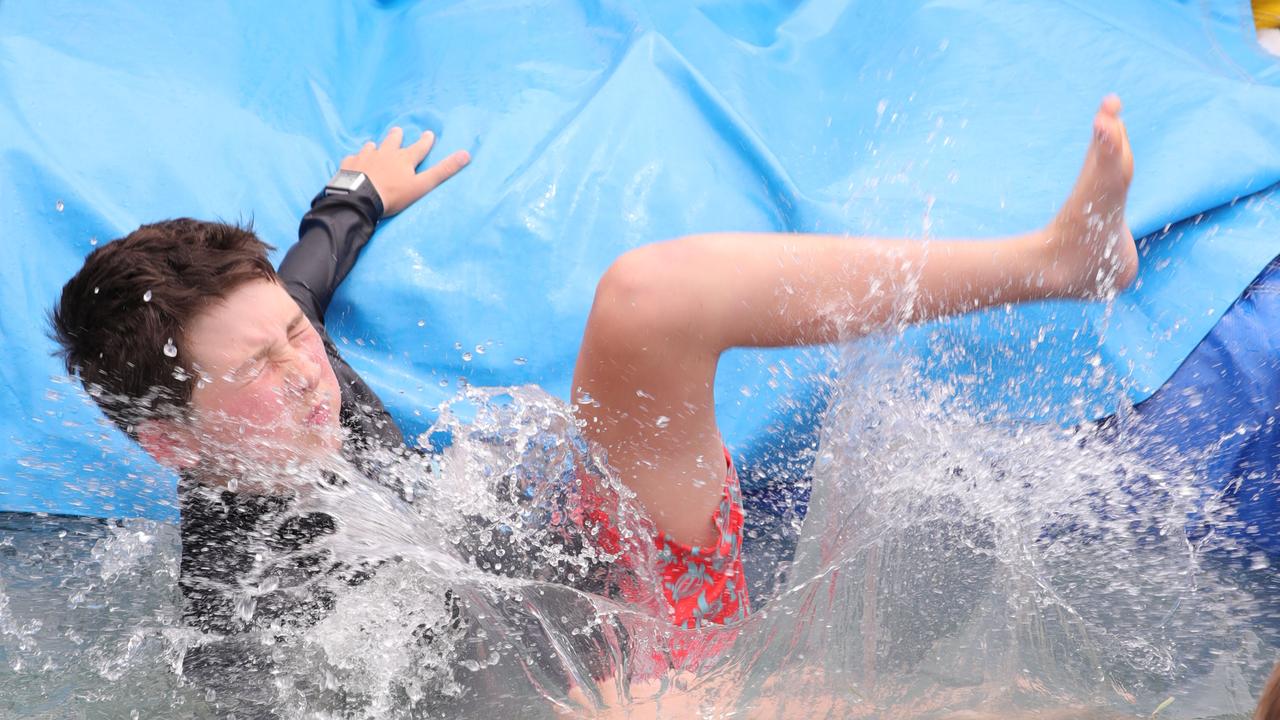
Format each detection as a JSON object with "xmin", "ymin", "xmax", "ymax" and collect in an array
[{"xmin": 178, "ymin": 278, "xmax": 344, "ymax": 469}]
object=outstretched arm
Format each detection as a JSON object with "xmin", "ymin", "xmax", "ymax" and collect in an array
[{"xmin": 280, "ymin": 128, "xmax": 471, "ymax": 325}]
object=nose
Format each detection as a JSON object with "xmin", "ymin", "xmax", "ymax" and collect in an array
[{"xmin": 284, "ymin": 348, "xmax": 323, "ymax": 395}]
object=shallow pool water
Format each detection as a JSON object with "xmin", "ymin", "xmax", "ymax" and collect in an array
[{"xmin": 1, "ymin": 343, "xmax": 1276, "ymax": 718}]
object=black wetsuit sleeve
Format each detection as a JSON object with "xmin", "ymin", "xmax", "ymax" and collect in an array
[{"xmin": 278, "ymin": 187, "xmax": 385, "ymax": 327}]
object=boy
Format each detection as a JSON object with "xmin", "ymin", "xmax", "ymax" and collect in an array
[{"xmin": 51, "ymin": 96, "xmax": 1136, "ymax": 645}]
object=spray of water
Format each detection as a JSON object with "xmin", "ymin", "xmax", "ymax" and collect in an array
[{"xmin": 2, "ymin": 345, "xmax": 1278, "ymax": 718}]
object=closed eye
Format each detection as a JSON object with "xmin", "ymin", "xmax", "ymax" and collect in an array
[
  {"xmin": 246, "ymin": 357, "xmax": 271, "ymax": 377},
  {"xmin": 232, "ymin": 314, "xmax": 310, "ymax": 383}
]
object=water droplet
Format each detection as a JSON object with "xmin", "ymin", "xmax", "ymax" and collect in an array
[
  {"xmin": 454, "ymin": 341, "xmax": 463, "ymax": 350},
  {"xmin": 89, "ymin": 237, "xmax": 98, "ymax": 246},
  {"xmin": 513, "ymin": 357, "xmax": 527, "ymax": 366},
  {"xmin": 474, "ymin": 344, "xmax": 486, "ymax": 355},
  {"xmin": 163, "ymin": 338, "xmax": 177, "ymax": 357},
  {"xmin": 55, "ymin": 200, "xmax": 64, "ymax": 212},
  {"xmin": 142, "ymin": 290, "xmax": 152, "ymax": 303},
  {"xmin": 233, "ymin": 591, "xmax": 256, "ymax": 621},
  {"xmin": 417, "ymin": 319, "xmax": 426, "ymax": 327},
  {"xmin": 461, "ymin": 352, "xmax": 473, "ymax": 362},
  {"xmin": 654, "ymin": 415, "xmax": 670, "ymax": 429},
  {"xmin": 92, "ymin": 287, "xmax": 99, "ymax": 295}
]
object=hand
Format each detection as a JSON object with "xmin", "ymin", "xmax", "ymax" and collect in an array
[{"xmin": 340, "ymin": 127, "xmax": 471, "ymax": 217}]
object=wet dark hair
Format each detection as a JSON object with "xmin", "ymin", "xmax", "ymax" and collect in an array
[{"xmin": 50, "ymin": 219, "xmax": 278, "ymax": 438}]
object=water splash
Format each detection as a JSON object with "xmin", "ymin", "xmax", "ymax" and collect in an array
[{"xmin": 2, "ymin": 365, "xmax": 1278, "ymax": 717}]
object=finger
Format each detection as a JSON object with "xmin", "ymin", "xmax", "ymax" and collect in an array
[
  {"xmin": 379, "ymin": 126, "xmax": 404, "ymax": 152},
  {"xmin": 407, "ymin": 130, "xmax": 436, "ymax": 166},
  {"xmin": 413, "ymin": 149, "xmax": 471, "ymax": 195},
  {"xmin": 358, "ymin": 141, "xmax": 376, "ymax": 156}
]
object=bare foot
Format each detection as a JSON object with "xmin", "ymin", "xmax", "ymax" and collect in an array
[{"xmin": 1045, "ymin": 95, "xmax": 1138, "ymax": 299}]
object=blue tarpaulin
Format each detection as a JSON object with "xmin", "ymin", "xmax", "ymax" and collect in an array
[
  {"xmin": 1129, "ymin": 256, "xmax": 1280, "ymax": 560},
  {"xmin": 3, "ymin": 1, "xmax": 1280, "ymax": 523}
]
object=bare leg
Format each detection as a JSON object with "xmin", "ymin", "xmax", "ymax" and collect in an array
[{"xmin": 573, "ymin": 97, "xmax": 1137, "ymax": 547}]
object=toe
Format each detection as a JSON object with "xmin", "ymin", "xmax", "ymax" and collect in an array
[
  {"xmin": 1101, "ymin": 94, "xmax": 1123, "ymax": 116},
  {"xmin": 1113, "ymin": 116, "xmax": 1131, "ymax": 150},
  {"xmin": 1093, "ymin": 115, "xmax": 1117, "ymax": 150}
]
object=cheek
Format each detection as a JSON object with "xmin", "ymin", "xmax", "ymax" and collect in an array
[{"xmin": 205, "ymin": 381, "xmax": 293, "ymax": 430}]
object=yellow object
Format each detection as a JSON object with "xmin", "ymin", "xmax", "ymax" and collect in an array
[{"xmin": 1256, "ymin": 0, "xmax": 1280, "ymax": 29}]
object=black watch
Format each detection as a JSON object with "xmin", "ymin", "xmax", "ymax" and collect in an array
[{"xmin": 324, "ymin": 169, "xmax": 369, "ymax": 197}]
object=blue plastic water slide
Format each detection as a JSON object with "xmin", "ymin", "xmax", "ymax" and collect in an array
[{"xmin": 2, "ymin": 1, "xmax": 1280, "ymax": 532}]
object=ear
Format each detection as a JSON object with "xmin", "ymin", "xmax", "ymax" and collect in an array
[{"xmin": 136, "ymin": 419, "xmax": 200, "ymax": 470}]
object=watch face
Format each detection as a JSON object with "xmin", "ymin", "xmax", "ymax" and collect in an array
[{"xmin": 330, "ymin": 170, "xmax": 366, "ymax": 192}]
